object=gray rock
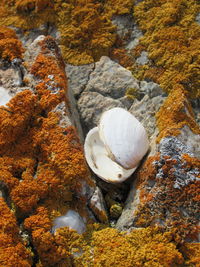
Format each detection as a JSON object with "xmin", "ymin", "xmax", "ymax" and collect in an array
[
  {"xmin": 129, "ymin": 94, "xmax": 165, "ymax": 138},
  {"xmin": 136, "ymin": 51, "xmax": 149, "ymax": 65},
  {"xmin": 139, "ymin": 81, "xmax": 164, "ymax": 98},
  {"xmin": 191, "ymin": 98, "xmax": 200, "ymax": 126},
  {"xmin": 177, "ymin": 125, "xmax": 200, "ymax": 159},
  {"xmin": 77, "ymin": 91, "xmax": 125, "ymax": 130},
  {"xmin": 85, "ymin": 56, "xmax": 139, "ymax": 99},
  {"xmin": 196, "ymin": 13, "xmax": 200, "ymax": 24},
  {"xmin": 112, "ymin": 14, "xmax": 143, "ymax": 51},
  {"xmin": 89, "ymin": 187, "xmax": 108, "ymax": 223},
  {"xmin": 77, "ymin": 56, "xmax": 138, "ymax": 130},
  {"xmin": 65, "ymin": 63, "xmax": 95, "ymax": 96}
]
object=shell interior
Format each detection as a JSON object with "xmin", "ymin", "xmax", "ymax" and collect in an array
[{"xmin": 84, "ymin": 127, "xmax": 136, "ymax": 183}]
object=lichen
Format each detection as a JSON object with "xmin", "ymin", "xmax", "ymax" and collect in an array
[
  {"xmin": 69, "ymin": 226, "xmax": 184, "ymax": 266},
  {"xmin": 0, "ymin": 35, "xmax": 95, "ymax": 266},
  {"xmin": 125, "ymin": 87, "xmax": 139, "ymax": 100},
  {"xmin": 133, "ymin": 149, "xmax": 200, "ymax": 242},
  {"xmin": 0, "ymin": 198, "xmax": 32, "ymax": 267},
  {"xmin": 156, "ymin": 85, "xmax": 200, "ymax": 141},
  {"xmin": 180, "ymin": 243, "xmax": 200, "ymax": 267},
  {"xmin": 0, "ymin": 26, "xmax": 24, "ymax": 60},
  {"xmin": 0, "ymin": 0, "xmax": 135, "ymax": 65},
  {"xmin": 57, "ymin": 1, "xmax": 116, "ymax": 64},
  {"xmin": 133, "ymin": 0, "xmax": 200, "ymax": 98}
]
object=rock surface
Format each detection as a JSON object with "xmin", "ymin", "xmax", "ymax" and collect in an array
[{"xmin": 77, "ymin": 56, "xmax": 138, "ymax": 130}]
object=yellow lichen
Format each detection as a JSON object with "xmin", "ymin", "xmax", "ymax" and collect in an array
[
  {"xmin": 57, "ymin": 1, "xmax": 116, "ymax": 64},
  {"xmin": 66, "ymin": 226, "xmax": 184, "ymax": 266},
  {"xmin": 133, "ymin": 0, "xmax": 200, "ymax": 98},
  {"xmin": 156, "ymin": 85, "xmax": 200, "ymax": 141},
  {"xmin": 0, "ymin": 0, "xmax": 135, "ymax": 65}
]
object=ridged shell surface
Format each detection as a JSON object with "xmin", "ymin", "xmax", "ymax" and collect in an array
[{"xmin": 99, "ymin": 107, "xmax": 149, "ymax": 169}]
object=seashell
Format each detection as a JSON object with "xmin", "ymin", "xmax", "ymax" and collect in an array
[
  {"xmin": 0, "ymin": 86, "xmax": 12, "ymax": 106},
  {"xmin": 84, "ymin": 107, "xmax": 149, "ymax": 183},
  {"xmin": 52, "ymin": 210, "xmax": 86, "ymax": 234}
]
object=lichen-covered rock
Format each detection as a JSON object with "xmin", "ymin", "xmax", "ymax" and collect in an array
[
  {"xmin": 0, "ymin": 32, "xmax": 107, "ymax": 266},
  {"xmin": 117, "ymin": 104, "xmax": 200, "ymax": 244},
  {"xmin": 0, "ymin": 1, "xmax": 200, "ymax": 266}
]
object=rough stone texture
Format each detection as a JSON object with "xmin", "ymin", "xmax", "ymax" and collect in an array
[
  {"xmin": 65, "ymin": 63, "xmax": 95, "ymax": 97},
  {"xmin": 139, "ymin": 81, "xmax": 164, "ymax": 98},
  {"xmin": 196, "ymin": 13, "xmax": 200, "ymax": 24},
  {"xmin": 88, "ymin": 187, "xmax": 108, "ymax": 223},
  {"xmin": 135, "ymin": 51, "xmax": 149, "ymax": 65},
  {"xmin": 78, "ymin": 91, "xmax": 125, "ymax": 130},
  {"xmin": 112, "ymin": 14, "xmax": 143, "ymax": 51},
  {"xmin": 177, "ymin": 125, "xmax": 200, "ymax": 159},
  {"xmin": 116, "ymin": 133, "xmax": 200, "ymax": 238},
  {"xmin": 85, "ymin": 56, "xmax": 139, "ymax": 99},
  {"xmin": 77, "ymin": 56, "xmax": 137, "ymax": 130},
  {"xmin": 191, "ymin": 98, "xmax": 200, "ymax": 126},
  {"xmin": 129, "ymin": 94, "xmax": 165, "ymax": 139}
]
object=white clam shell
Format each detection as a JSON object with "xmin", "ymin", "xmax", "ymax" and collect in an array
[
  {"xmin": 84, "ymin": 108, "xmax": 149, "ymax": 183},
  {"xmin": 99, "ymin": 107, "xmax": 149, "ymax": 169},
  {"xmin": 84, "ymin": 127, "xmax": 136, "ymax": 183}
]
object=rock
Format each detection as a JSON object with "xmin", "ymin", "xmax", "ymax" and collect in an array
[
  {"xmin": 129, "ymin": 94, "xmax": 165, "ymax": 138},
  {"xmin": 66, "ymin": 63, "xmax": 95, "ymax": 97},
  {"xmin": 139, "ymin": 81, "xmax": 164, "ymax": 98},
  {"xmin": 195, "ymin": 13, "xmax": 200, "ymax": 24},
  {"xmin": 112, "ymin": 15, "xmax": 143, "ymax": 51},
  {"xmin": 112, "ymin": 14, "xmax": 143, "ymax": 51},
  {"xmin": 85, "ymin": 56, "xmax": 139, "ymax": 99},
  {"xmin": 77, "ymin": 91, "xmax": 125, "ymax": 130},
  {"xmin": 177, "ymin": 125, "xmax": 200, "ymax": 159},
  {"xmin": 0, "ymin": 86, "xmax": 12, "ymax": 106},
  {"xmin": 77, "ymin": 56, "xmax": 138, "ymax": 130},
  {"xmin": 136, "ymin": 51, "xmax": 149, "ymax": 65},
  {"xmin": 89, "ymin": 187, "xmax": 108, "ymax": 223}
]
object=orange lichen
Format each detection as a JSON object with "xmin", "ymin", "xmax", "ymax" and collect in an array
[
  {"xmin": 156, "ymin": 85, "xmax": 200, "ymax": 141},
  {"xmin": 110, "ymin": 47, "xmax": 134, "ymax": 68},
  {"xmin": 0, "ymin": 34, "xmax": 96, "ymax": 265},
  {"xmin": 0, "ymin": 90, "xmax": 37, "ymax": 148},
  {"xmin": 133, "ymin": 0, "xmax": 200, "ymax": 98},
  {"xmin": 0, "ymin": 198, "xmax": 32, "ymax": 267},
  {"xmin": 11, "ymin": 179, "xmax": 48, "ymax": 213},
  {"xmin": 0, "ymin": 26, "xmax": 24, "ymax": 60}
]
